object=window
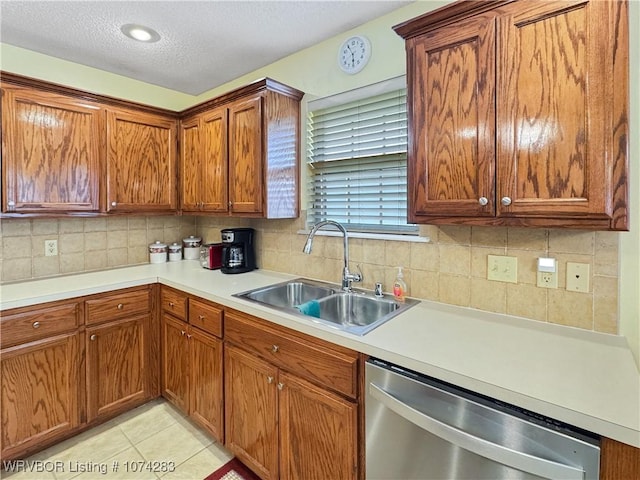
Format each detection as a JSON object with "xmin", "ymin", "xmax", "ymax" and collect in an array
[{"xmin": 306, "ymin": 77, "xmax": 416, "ymax": 234}]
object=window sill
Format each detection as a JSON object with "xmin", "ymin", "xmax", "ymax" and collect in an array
[{"xmin": 296, "ymin": 229, "xmax": 430, "ymax": 243}]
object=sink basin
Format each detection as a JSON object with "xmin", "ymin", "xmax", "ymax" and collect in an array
[
  {"xmin": 236, "ymin": 279, "xmax": 336, "ymax": 309},
  {"xmin": 233, "ymin": 278, "xmax": 419, "ymax": 335}
]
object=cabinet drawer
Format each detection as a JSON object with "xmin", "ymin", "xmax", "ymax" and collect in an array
[
  {"xmin": 86, "ymin": 288, "xmax": 151, "ymax": 326},
  {"xmin": 189, "ymin": 298, "xmax": 223, "ymax": 338},
  {"xmin": 1, "ymin": 303, "xmax": 79, "ymax": 348},
  {"xmin": 225, "ymin": 310, "xmax": 358, "ymax": 398},
  {"xmin": 161, "ymin": 287, "xmax": 188, "ymax": 320}
]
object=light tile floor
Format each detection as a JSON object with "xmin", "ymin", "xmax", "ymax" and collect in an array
[{"xmin": 1, "ymin": 399, "xmax": 232, "ymax": 480}]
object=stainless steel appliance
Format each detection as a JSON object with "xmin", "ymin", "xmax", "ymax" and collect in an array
[
  {"xmin": 200, "ymin": 243, "xmax": 224, "ymax": 270},
  {"xmin": 366, "ymin": 359, "xmax": 600, "ymax": 480},
  {"xmin": 221, "ymin": 228, "xmax": 256, "ymax": 274}
]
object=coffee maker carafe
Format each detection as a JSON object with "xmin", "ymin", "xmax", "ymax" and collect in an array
[{"xmin": 221, "ymin": 228, "xmax": 256, "ymax": 274}]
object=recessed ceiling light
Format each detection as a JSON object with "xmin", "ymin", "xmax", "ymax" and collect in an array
[{"xmin": 121, "ymin": 24, "xmax": 160, "ymax": 43}]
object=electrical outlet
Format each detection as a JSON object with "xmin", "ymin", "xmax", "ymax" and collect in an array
[
  {"xmin": 537, "ymin": 271, "xmax": 558, "ymax": 289},
  {"xmin": 45, "ymin": 239, "xmax": 58, "ymax": 257},
  {"xmin": 487, "ymin": 255, "xmax": 518, "ymax": 283},
  {"xmin": 566, "ymin": 262, "xmax": 590, "ymax": 293}
]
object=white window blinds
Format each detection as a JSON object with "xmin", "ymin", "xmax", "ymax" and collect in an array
[{"xmin": 307, "ymin": 84, "xmax": 416, "ymax": 233}]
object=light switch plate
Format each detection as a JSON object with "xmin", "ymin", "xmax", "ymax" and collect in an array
[
  {"xmin": 566, "ymin": 262, "xmax": 590, "ymax": 293},
  {"xmin": 487, "ymin": 255, "xmax": 518, "ymax": 283}
]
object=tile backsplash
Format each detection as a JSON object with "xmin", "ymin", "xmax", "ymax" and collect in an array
[{"xmin": 1, "ymin": 214, "xmax": 619, "ymax": 335}]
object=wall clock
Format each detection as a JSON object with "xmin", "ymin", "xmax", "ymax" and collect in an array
[{"xmin": 338, "ymin": 35, "xmax": 371, "ymax": 74}]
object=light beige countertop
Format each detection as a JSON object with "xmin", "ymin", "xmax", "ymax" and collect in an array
[{"xmin": 2, "ymin": 260, "xmax": 639, "ymax": 448}]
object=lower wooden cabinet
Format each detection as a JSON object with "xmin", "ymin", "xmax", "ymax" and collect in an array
[
  {"xmin": 160, "ymin": 287, "xmax": 224, "ymax": 442},
  {"xmin": 224, "ymin": 310, "xmax": 361, "ymax": 480},
  {"xmin": 0, "ymin": 332, "xmax": 81, "ymax": 460},
  {"xmin": 85, "ymin": 315, "xmax": 151, "ymax": 422}
]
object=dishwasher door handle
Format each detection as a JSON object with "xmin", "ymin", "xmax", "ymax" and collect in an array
[{"xmin": 369, "ymin": 383, "xmax": 585, "ymax": 480}]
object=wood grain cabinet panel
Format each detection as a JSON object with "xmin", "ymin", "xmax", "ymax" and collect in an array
[
  {"xmin": 223, "ymin": 309, "xmax": 362, "ymax": 480},
  {"xmin": 106, "ymin": 108, "xmax": 177, "ymax": 213},
  {"xmin": 1, "ymin": 332, "xmax": 80, "ymax": 460},
  {"xmin": 225, "ymin": 344, "xmax": 279, "ymax": 480},
  {"xmin": 397, "ymin": 0, "xmax": 629, "ymax": 230},
  {"xmin": 180, "ymin": 108, "xmax": 228, "ymax": 213},
  {"xmin": 1, "ymin": 87, "xmax": 103, "ymax": 213},
  {"xmin": 85, "ymin": 314, "xmax": 151, "ymax": 422},
  {"xmin": 279, "ymin": 371, "xmax": 357, "ymax": 480},
  {"xmin": 179, "ymin": 78, "xmax": 303, "ymax": 218},
  {"xmin": 160, "ymin": 287, "xmax": 224, "ymax": 442}
]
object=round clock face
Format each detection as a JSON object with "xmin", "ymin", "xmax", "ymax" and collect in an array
[{"xmin": 338, "ymin": 35, "xmax": 371, "ymax": 74}]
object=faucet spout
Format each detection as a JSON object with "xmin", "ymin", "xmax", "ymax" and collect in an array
[{"xmin": 303, "ymin": 220, "xmax": 362, "ymax": 291}]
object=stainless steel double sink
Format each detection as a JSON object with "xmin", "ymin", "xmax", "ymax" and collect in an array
[{"xmin": 233, "ymin": 278, "xmax": 419, "ymax": 335}]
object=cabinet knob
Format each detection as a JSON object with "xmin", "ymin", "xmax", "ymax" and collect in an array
[
  {"xmin": 277, "ymin": 382, "xmax": 284, "ymax": 391},
  {"xmin": 267, "ymin": 376, "xmax": 274, "ymax": 384},
  {"xmin": 90, "ymin": 334, "xmax": 97, "ymax": 341},
  {"xmin": 478, "ymin": 197, "xmax": 488, "ymax": 206},
  {"xmin": 180, "ymin": 330, "xmax": 186, "ymax": 336},
  {"xmin": 32, "ymin": 321, "xmax": 41, "ymax": 329},
  {"xmin": 228, "ymin": 201, "xmax": 233, "ymax": 208},
  {"xmin": 186, "ymin": 333, "xmax": 192, "ymax": 339},
  {"xmin": 169, "ymin": 302, "xmax": 175, "ymax": 307},
  {"xmin": 501, "ymin": 196, "xmax": 512, "ymax": 206},
  {"xmin": 111, "ymin": 201, "xmax": 117, "ymax": 207},
  {"xmin": 271, "ymin": 345, "xmax": 279, "ymax": 353},
  {"xmin": 7, "ymin": 201, "xmax": 15, "ymax": 207},
  {"xmin": 198, "ymin": 315, "xmax": 205, "ymax": 321},
  {"xmin": 117, "ymin": 303, "xmax": 124, "ymax": 310}
]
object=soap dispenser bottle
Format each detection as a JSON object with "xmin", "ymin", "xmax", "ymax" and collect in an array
[{"xmin": 393, "ymin": 267, "xmax": 407, "ymax": 303}]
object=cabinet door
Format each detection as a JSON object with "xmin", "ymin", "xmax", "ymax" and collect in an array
[
  {"xmin": 1, "ymin": 88, "xmax": 102, "ymax": 213},
  {"xmin": 86, "ymin": 315, "xmax": 150, "ymax": 422},
  {"xmin": 180, "ymin": 116, "xmax": 202, "ymax": 212},
  {"xmin": 161, "ymin": 314, "xmax": 189, "ymax": 412},
  {"xmin": 106, "ymin": 109, "xmax": 177, "ymax": 212},
  {"xmin": 279, "ymin": 371, "xmax": 358, "ymax": 480},
  {"xmin": 201, "ymin": 107, "xmax": 229, "ymax": 212},
  {"xmin": 1, "ymin": 332, "xmax": 80, "ymax": 459},
  {"xmin": 228, "ymin": 95, "xmax": 263, "ymax": 214},
  {"xmin": 497, "ymin": 0, "xmax": 612, "ymax": 220},
  {"xmin": 225, "ymin": 344, "xmax": 278, "ymax": 480},
  {"xmin": 408, "ymin": 14, "xmax": 496, "ymax": 220},
  {"xmin": 189, "ymin": 328, "xmax": 223, "ymax": 442}
]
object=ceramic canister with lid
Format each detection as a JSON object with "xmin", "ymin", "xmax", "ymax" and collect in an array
[
  {"xmin": 182, "ymin": 235, "xmax": 202, "ymax": 260},
  {"xmin": 149, "ymin": 241, "xmax": 168, "ymax": 264},
  {"xmin": 168, "ymin": 242, "xmax": 182, "ymax": 261}
]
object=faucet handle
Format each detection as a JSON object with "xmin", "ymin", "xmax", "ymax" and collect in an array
[
  {"xmin": 374, "ymin": 282, "xmax": 384, "ymax": 297},
  {"xmin": 352, "ymin": 263, "xmax": 363, "ymax": 282}
]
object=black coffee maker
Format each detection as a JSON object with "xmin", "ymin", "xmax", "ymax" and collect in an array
[{"xmin": 221, "ymin": 228, "xmax": 256, "ymax": 274}]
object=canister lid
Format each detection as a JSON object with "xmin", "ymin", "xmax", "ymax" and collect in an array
[
  {"xmin": 149, "ymin": 240, "xmax": 167, "ymax": 250},
  {"xmin": 182, "ymin": 235, "xmax": 202, "ymax": 246},
  {"xmin": 168, "ymin": 242, "xmax": 182, "ymax": 252}
]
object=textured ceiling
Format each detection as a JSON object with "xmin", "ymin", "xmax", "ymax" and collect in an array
[{"xmin": 0, "ymin": 0, "xmax": 411, "ymax": 95}]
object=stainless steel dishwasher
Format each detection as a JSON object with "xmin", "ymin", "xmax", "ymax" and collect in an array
[{"xmin": 366, "ymin": 359, "xmax": 600, "ymax": 480}]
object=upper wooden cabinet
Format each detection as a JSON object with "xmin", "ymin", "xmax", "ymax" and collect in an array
[
  {"xmin": 179, "ymin": 79, "xmax": 303, "ymax": 218},
  {"xmin": 1, "ymin": 86, "xmax": 103, "ymax": 213},
  {"xmin": 395, "ymin": 0, "xmax": 629, "ymax": 230},
  {"xmin": 180, "ymin": 106, "xmax": 228, "ymax": 213},
  {"xmin": 106, "ymin": 108, "xmax": 178, "ymax": 213}
]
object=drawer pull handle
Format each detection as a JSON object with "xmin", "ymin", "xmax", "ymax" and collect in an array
[
  {"xmin": 199, "ymin": 315, "xmax": 205, "ymax": 321},
  {"xmin": 117, "ymin": 303, "xmax": 124, "ymax": 310},
  {"xmin": 90, "ymin": 334, "xmax": 97, "ymax": 341},
  {"xmin": 32, "ymin": 321, "xmax": 41, "ymax": 329},
  {"xmin": 267, "ymin": 376, "xmax": 274, "ymax": 384},
  {"xmin": 277, "ymin": 382, "xmax": 284, "ymax": 391},
  {"xmin": 272, "ymin": 345, "xmax": 279, "ymax": 353}
]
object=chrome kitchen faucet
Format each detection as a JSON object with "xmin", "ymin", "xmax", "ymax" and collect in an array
[{"xmin": 303, "ymin": 220, "xmax": 362, "ymax": 291}]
